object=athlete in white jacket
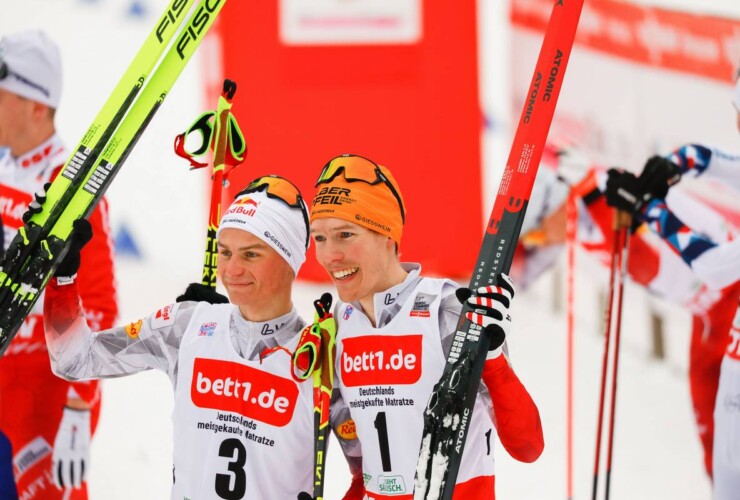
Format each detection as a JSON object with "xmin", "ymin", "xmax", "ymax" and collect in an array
[
  {"xmin": 309, "ymin": 154, "xmax": 543, "ymax": 499},
  {"xmin": 43, "ymin": 176, "xmax": 362, "ymax": 499}
]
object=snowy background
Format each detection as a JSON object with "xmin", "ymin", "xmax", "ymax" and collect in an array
[{"xmin": 2, "ymin": 0, "xmax": 740, "ymax": 498}]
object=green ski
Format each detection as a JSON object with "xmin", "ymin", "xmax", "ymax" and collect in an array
[{"xmin": 0, "ymin": 0, "xmax": 228, "ymax": 355}]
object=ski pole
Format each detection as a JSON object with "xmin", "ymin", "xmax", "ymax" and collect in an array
[
  {"xmin": 292, "ymin": 294, "xmax": 335, "ymax": 500},
  {"xmin": 591, "ymin": 214, "xmax": 623, "ymax": 500},
  {"xmin": 604, "ymin": 215, "xmax": 631, "ymax": 500},
  {"xmin": 566, "ymin": 193, "xmax": 577, "ymax": 500},
  {"xmin": 174, "ymin": 79, "xmax": 246, "ymax": 289},
  {"xmin": 591, "ymin": 211, "xmax": 631, "ymax": 500}
]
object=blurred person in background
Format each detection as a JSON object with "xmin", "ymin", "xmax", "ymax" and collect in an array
[
  {"xmin": 604, "ymin": 69, "xmax": 740, "ymax": 499},
  {"xmin": 0, "ymin": 30, "xmax": 118, "ymax": 499},
  {"xmin": 515, "ymin": 139, "xmax": 740, "ymax": 481},
  {"xmin": 309, "ymin": 154, "xmax": 543, "ymax": 499},
  {"xmin": 42, "ymin": 176, "xmax": 364, "ymax": 499}
]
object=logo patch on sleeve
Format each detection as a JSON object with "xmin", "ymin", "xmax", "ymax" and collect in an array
[
  {"xmin": 150, "ymin": 303, "xmax": 180, "ymax": 330},
  {"xmin": 336, "ymin": 418, "xmax": 357, "ymax": 440},
  {"xmin": 124, "ymin": 320, "xmax": 143, "ymax": 339}
]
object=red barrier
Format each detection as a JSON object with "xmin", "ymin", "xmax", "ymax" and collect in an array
[{"xmin": 213, "ymin": 1, "xmax": 482, "ymax": 281}]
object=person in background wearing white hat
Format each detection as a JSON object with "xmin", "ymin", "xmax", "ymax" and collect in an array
[
  {"xmin": 0, "ymin": 30, "xmax": 118, "ymax": 498},
  {"xmin": 41, "ymin": 175, "xmax": 364, "ymax": 499}
]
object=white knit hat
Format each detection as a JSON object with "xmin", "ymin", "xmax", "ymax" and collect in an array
[
  {"xmin": 0, "ymin": 30, "xmax": 62, "ymax": 109},
  {"xmin": 218, "ymin": 190, "xmax": 308, "ymax": 276}
]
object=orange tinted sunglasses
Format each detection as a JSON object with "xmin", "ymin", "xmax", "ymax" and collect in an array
[
  {"xmin": 236, "ymin": 175, "xmax": 310, "ymax": 249},
  {"xmin": 316, "ymin": 154, "xmax": 406, "ymax": 223}
]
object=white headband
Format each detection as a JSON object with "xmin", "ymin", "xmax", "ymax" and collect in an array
[{"xmin": 218, "ymin": 190, "xmax": 308, "ymax": 275}]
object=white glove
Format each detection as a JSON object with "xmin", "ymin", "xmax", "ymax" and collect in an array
[
  {"xmin": 457, "ymin": 273, "xmax": 515, "ymax": 360},
  {"xmin": 52, "ymin": 408, "xmax": 90, "ymax": 489}
]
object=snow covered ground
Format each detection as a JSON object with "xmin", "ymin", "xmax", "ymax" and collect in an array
[{"xmin": 3, "ymin": 0, "xmax": 739, "ymax": 498}]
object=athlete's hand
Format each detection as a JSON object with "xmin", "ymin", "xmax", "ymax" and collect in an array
[
  {"xmin": 637, "ymin": 155, "xmax": 681, "ymax": 200},
  {"xmin": 176, "ymin": 283, "xmax": 229, "ymax": 304},
  {"xmin": 21, "ymin": 182, "xmax": 51, "ymax": 224},
  {"xmin": 456, "ymin": 273, "xmax": 515, "ymax": 359},
  {"xmin": 605, "ymin": 168, "xmax": 647, "ymax": 215},
  {"xmin": 54, "ymin": 219, "xmax": 93, "ymax": 278},
  {"xmin": 52, "ymin": 408, "xmax": 91, "ymax": 490}
]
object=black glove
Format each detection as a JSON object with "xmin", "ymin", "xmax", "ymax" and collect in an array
[
  {"xmin": 297, "ymin": 493, "xmax": 313, "ymax": 500},
  {"xmin": 54, "ymin": 219, "xmax": 93, "ymax": 278},
  {"xmin": 176, "ymin": 283, "xmax": 229, "ymax": 304},
  {"xmin": 604, "ymin": 168, "xmax": 648, "ymax": 215},
  {"xmin": 455, "ymin": 273, "xmax": 515, "ymax": 355},
  {"xmin": 22, "ymin": 182, "xmax": 51, "ymax": 224},
  {"xmin": 636, "ymin": 155, "xmax": 681, "ymax": 200}
]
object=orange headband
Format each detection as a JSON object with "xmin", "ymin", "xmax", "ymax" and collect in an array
[{"xmin": 310, "ymin": 155, "xmax": 406, "ymax": 244}]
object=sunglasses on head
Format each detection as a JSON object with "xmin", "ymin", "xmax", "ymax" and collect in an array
[
  {"xmin": 0, "ymin": 59, "xmax": 51, "ymax": 99},
  {"xmin": 235, "ymin": 175, "xmax": 310, "ymax": 249},
  {"xmin": 316, "ymin": 154, "xmax": 406, "ymax": 223}
]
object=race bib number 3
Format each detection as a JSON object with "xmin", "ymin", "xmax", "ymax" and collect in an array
[
  {"xmin": 341, "ymin": 335, "xmax": 422, "ymax": 387},
  {"xmin": 191, "ymin": 358, "xmax": 299, "ymax": 427}
]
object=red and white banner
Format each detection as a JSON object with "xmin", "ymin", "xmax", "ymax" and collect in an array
[
  {"xmin": 512, "ymin": 0, "xmax": 740, "ymax": 84},
  {"xmin": 511, "ymin": 0, "xmax": 740, "ymax": 178}
]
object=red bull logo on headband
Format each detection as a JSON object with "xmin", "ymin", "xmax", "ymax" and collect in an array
[{"xmin": 225, "ymin": 196, "xmax": 259, "ymax": 217}]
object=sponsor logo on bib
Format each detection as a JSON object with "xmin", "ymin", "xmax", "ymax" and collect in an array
[
  {"xmin": 341, "ymin": 335, "xmax": 422, "ymax": 386},
  {"xmin": 378, "ymin": 475, "xmax": 407, "ymax": 495},
  {"xmin": 409, "ymin": 293, "xmax": 432, "ymax": 317},
  {"xmin": 191, "ymin": 358, "xmax": 299, "ymax": 427}
]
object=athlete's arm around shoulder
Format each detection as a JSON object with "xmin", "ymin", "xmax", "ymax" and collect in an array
[
  {"xmin": 44, "ymin": 275, "xmax": 202, "ymax": 383},
  {"xmin": 439, "ymin": 281, "xmax": 544, "ymax": 463}
]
